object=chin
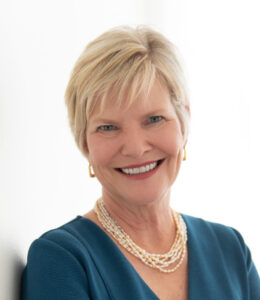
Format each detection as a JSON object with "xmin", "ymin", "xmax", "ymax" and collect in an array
[{"xmin": 120, "ymin": 188, "xmax": 169, "ymax": 207}]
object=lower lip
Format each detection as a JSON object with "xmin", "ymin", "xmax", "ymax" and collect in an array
[{"xmin": 116, "ymin": 160, "xmax": 163, "ymax": 180}]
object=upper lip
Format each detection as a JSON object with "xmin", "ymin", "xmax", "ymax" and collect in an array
[{"xmin": 117, "ymin": 159, "xmax": 162, "ymax": 169}]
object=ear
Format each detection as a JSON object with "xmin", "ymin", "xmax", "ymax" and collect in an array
[
  {"xmin": 183, "ymin": 139, "xmax": 188, "ymax": 148},
  {"xmin": 83, "ymin": 139, "xmax": 89, "ymax": 158},
  {"xmin": 183, "ymin": 105, "xmax": 190, "ymax": 147},
  {"xmin": 185, "ymin": 104, "xmax": 191, "ymax": 117}
]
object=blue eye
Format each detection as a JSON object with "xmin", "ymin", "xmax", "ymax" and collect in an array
[
  {"xmin": 98, "ymin": 125, "xmax": 117, "ymax": 132},
  {"xmin": 148, "ymin": 116, "xmax": 163, "ymax": 123}
]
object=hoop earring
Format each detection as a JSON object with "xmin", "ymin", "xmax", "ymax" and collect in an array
[
  {"xmin": 183, "ymin": 148, "xmax": 187, "ymax": 161},
  {"xmin": 88, "ymin": 164, "xmax": 95, "ymax": 178}
]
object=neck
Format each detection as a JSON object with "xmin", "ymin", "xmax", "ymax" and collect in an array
[{"xmin": 100, "ymin": 189, "xmax": 177, "ymax": 253}]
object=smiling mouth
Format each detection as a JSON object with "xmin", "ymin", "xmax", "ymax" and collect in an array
[{"xmin": 116, "ymin": 159, "xmax": 164, "ymax": 175}]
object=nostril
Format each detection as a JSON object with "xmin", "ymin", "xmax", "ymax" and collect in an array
[{"xmin": 120, "ymin": 139, "xmax": 152, "ymax": 157}]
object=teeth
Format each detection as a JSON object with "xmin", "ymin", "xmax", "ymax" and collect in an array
[{"xmin": 121, "ymin": 161, "xmax": 158, "ymax": 175}]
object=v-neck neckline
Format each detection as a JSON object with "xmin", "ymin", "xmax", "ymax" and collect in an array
[{"xmin": 76, "ymin": 214, "xmax": 194, "ymax": 300}]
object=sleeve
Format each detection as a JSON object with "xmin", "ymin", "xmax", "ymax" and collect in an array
[
  {"xmin": 232, "ymin": 228, "xmax": 260, "ymax": 299},
  {"xmin": 22, "ymin": 237, "xmax": 91, "ymax": 300}
]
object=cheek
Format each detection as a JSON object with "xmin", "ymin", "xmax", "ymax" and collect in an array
[
  {"xmin": 161, "ymin": 132, "xmax": 184, "ymax": 183},
  {"xmin": 87, "ymin": 135, "xmax": 118, "ymax": 166},
  {"xmin": 157, "ymin": 126, "xmax": 184, "ymax": 156}
]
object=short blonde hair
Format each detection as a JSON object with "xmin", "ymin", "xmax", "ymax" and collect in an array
[{"xmin": 65, "ymin": 26, "xmax": 190, "ymax": 157}]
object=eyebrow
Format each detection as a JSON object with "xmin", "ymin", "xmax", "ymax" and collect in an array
[
  {"xmin": 90, "ymin": 109, "xmax": 169, "ymax": 124},
  {"xmin": 142, "ymin": 109, "xmax": 169, "ymax": 119},
  {"xmin": 90, "ymin": 118, "xmax": 120, "ymax": 124}
]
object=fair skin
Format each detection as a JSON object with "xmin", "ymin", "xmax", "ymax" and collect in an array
[{"xmin": 84, "ymin": 79, "xmax": 189, "ymax": 300}]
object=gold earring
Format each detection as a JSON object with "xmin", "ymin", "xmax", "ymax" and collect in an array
[
  {"xmin": 88, "ymin": 164, "xmax": 95, "ymax": 178},
  {"xmin": 183, "ymin": 148, "xmax": 186, "ymax": 161}
]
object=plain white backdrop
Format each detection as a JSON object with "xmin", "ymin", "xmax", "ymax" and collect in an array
[{"xmin": 1, "ymin": 1, "xmax": 259, "ymax": 299}]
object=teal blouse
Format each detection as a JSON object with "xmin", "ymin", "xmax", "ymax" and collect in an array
[{"xmin": 22, "ymin": 214, "xmax": 260, "ymax": 299}]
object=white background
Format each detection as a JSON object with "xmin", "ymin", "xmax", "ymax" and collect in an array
[{"xmin": 0, "ymin": 0, "xmax": 259, "ymax": 299}]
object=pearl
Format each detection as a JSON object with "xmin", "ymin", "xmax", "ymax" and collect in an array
[{"xmin": 94, "ymin": 198, "xmax": 187, "ymax": 273}]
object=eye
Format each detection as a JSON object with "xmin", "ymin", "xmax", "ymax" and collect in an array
[
  {"xmin": 97, "ymin": 125, "xmax": 118, "ymax": 132},
  {"xmin": 147, "ymin": 116, "xmax": 164, "ymax": 124}
]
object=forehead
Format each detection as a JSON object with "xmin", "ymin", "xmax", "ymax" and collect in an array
[{"xmin": 89, "ymin": 79, "xmax": 174, "ymax": 120}]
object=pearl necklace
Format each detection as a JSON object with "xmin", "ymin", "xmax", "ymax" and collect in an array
[{"xmin": 94, "ymin": 198, "xmax": 187, "ymax": 273}]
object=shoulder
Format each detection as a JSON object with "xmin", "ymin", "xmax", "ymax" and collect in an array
[
  {"xmin": 27, "ymin": 216, "xmax": 99, "ymax": 261},
  {"xmin": 181, "ymin": 214, "xmax": 260, "ymax": 298},
  {"xmin": 181, "ymin": 214, "xmax": 251, "ymax": 263},
  {"xmin": 181, "ymin": 213, "xmax": 256, "ymax": 273},
  {"xmin": 22, "ymin": 217, "xmax": 95, "ymax": 298},
  {"xmin": 24, "ymin": 216, "xmax": 107, "ymax": 285},
  {"xmin": 25, "ymin": 215, "xmax": 115, "ymax": 274},
  {"xmin": 182, "ymin": 213, "xmax": 245, "ymax": 246}
]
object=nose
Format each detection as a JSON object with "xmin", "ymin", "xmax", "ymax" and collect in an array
[{"xmin": 120, "ymin": 128, "xmax": 152, "ymax": 158}]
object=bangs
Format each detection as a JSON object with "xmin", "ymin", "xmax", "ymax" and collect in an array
[{"xmin": 86, "ymin": 56, "xmax": 157, "ymax": 119}]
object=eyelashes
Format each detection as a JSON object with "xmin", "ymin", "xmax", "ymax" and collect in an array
[
  {"xmin": 97, "ymin": 116, "xmax": 165, "ymax": 133},
  {"xmin": 97, "ymin": 125, "xmax": 118, "ymax": 132},
  {"xmin": 147, "ymin": 116, "xmax": 164, "ymax": 124}
]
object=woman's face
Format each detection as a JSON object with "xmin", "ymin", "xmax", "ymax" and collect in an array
[{"xmin": 86, "ymin": 80, "xmax": 186, "ymax": 206}]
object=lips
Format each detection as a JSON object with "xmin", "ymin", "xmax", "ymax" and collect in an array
[{"xmin": 116, "ymin": 159, "xmax": 164, "ymax": 175}]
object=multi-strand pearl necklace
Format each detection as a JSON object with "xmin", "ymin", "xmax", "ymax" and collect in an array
[{"xmin": 94, "ymin": 198, "xmax": 187, "ymax": 273}]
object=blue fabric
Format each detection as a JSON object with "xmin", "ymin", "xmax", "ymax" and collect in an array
[{"xmin": 22, "ymin": 214, "xmax": 260, "ymax": 299}]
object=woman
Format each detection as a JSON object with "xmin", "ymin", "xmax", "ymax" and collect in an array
[{"xmin": 22, "ymin": 26, "xmax": 260, "ymax": 299}]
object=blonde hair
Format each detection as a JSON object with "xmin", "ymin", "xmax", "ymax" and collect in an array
[{"xmin": 65, "ymin": 26, "xmax": 190, "ymax": 157}]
